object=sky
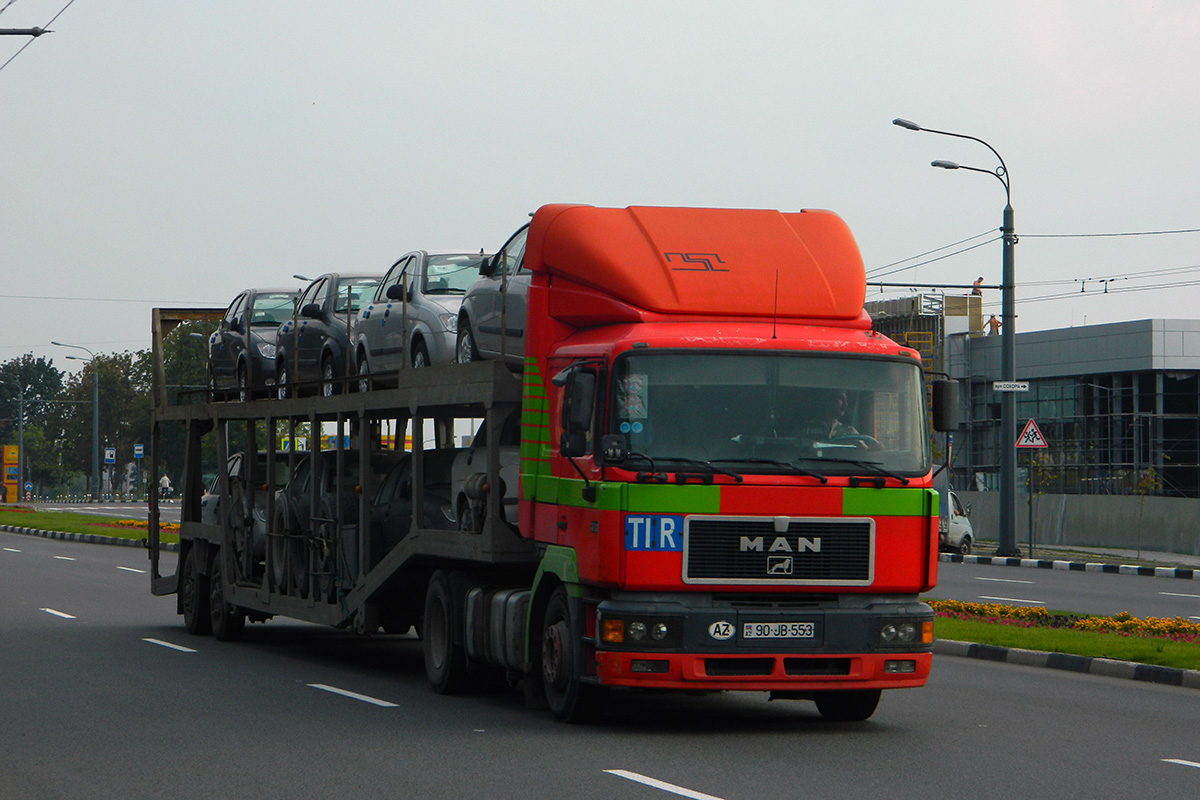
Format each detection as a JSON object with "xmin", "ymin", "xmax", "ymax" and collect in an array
[{"xmin": 4, "ymin": 1, "xmax": 1200, "ymax": 374}]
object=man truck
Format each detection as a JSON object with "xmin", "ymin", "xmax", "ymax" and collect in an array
[{"xmin": 148, "ymin": 203, "xmax": 957, "ymax": 722}]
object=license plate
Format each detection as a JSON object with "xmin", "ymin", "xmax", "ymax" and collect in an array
[{"xmin": 742, "ymin": 622, "xmax": 816, "ymax": 639}]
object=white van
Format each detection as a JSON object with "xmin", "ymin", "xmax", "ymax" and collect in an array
[{"xmin": 938, "ymin": 490, "xmax": 974, "ymax": 555}]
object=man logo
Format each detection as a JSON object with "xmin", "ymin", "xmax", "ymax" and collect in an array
[
  {"xmin": 739, "ymin": 536, "xmax": 822, "ymax": 553},
  {"xmin": 767, "ymin": 556, "xmax": 793, "ymax": 575}
]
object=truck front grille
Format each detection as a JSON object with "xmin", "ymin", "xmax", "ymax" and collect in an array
[{"xmin": 683, "ymin": 516, "xmax": 873, "ymax": 585}]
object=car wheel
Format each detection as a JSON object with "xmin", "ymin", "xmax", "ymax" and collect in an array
[
  {"xmin": 276, "ymin": 366, "xmax": 289, "ymax": 400},
  {"xmin": 412, "ymin": 340, "xmax": 430, "ymax": 368},
  {"xmin": 237, "ymin": 363, "xmax": 249, "ymax": 402},
  {"xmin": 356, "ymin": 355, "xmax": 371, "ymax": 393},
  {"xmin": 456, "ymin": 322, "xmax": 478, "ymax": 364},
  {"xmin": 321, "ymin": 357, "xmax": 338, "ymax": 397}
]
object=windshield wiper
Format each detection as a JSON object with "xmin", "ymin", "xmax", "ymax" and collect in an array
[
  {"xmin": 710, "ymin": 458, "xmax": 828, "ymax": 484},
  {"xmin": 798, "ymin": 456, "xmax": 910, "ymax": 486},
  {"xmin": 624, "ymin": 453, "xmax": 743, "ymax": 482}
]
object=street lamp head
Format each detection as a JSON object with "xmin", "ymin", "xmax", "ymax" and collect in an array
[
  {"xmin": 293, "ymin": 274, "xmax": 311, "ymax": 282},
  {"xmin": 931, "ymin": 160, "xmax": 960, "ymax": 170},
  {"xmin": 892, "ymin": 118, "xmax": 921, "ymax": 131}
]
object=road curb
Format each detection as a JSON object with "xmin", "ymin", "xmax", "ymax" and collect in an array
[
  {"xmin": 0, "ymin": 523, "xmax": 179, "ymax": 551},
  {"xmin": 934, "ymin": 638, "xmax": 1200, "ymax": 690},
  {"xmin": 939, "ymin": 552, "xmax": 1199, "ymax": 580}
]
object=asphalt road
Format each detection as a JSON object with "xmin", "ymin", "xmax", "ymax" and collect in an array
[
  {"xmin": 4, "ymin": 530, "xmax": 1200, "ymax": 800},
  {"xmin": 931, "ymin": 559, "xmax": 1200, "ymax": 620},
  {"xmin": 32, "ymin": 500, "xmax": 181, "ymax": 526}
]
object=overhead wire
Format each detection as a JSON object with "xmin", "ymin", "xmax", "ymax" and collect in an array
[{"xmin": 0, "ymin": 0, "xmax": 76, "ymax": 75}]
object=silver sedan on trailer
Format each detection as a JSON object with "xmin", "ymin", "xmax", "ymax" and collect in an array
[{"xmin": 352, "ymin": 250, "xmax": 489, "ymax": 389}]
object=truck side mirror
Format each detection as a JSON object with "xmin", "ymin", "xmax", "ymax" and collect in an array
[
  {"xmin": 931, "ymin": 379, "xmax": 960, "ymax": 432},
  {"xmin": 559, "ymin": 371, "xmax": 596, "ymax": 458}
]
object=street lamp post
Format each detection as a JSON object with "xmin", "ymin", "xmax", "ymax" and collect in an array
[
  {"xmin": 51, "ymin": 341, "xmax": 100, "ymax": 502},
  {"xmin": 893, "ymin": 118, "xmax": 1020, "ymax": 557}
]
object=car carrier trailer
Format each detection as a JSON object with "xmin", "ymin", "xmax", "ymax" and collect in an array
[{"xmin": 148, "ymin": 203, "xmax": 957, "ymax": 723}]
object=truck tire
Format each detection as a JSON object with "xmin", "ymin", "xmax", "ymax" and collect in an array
[
  {"xmin": 814, "ymin": 689, "xmax": 880, "ymax": 722},
  {"xmin": 540, "ymin": 586, "xmax": 608, "ymax": 723},
  {"xmin": 181, "ymin": 545, "xmax": 211, "ymax": 636},
  {"xmin": 959, "ymin": 537, "xmax": 972, "ymax": 556},
  {"xmin": 423, "ymin": 570, "xmax": 470, "ymax": 694},
  {"xmin": 209, "ymin": 551, "xmax": 246, "ymax": 642}
]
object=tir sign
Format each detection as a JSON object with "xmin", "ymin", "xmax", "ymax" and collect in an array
[{"xmin": 624, "ymin": 514, "xmax": 684, "ymax": 551}]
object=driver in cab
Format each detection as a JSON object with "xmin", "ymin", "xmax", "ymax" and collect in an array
[{"xmin": 799, "ymin": 389, "xmax": 880, "ymax": 451}]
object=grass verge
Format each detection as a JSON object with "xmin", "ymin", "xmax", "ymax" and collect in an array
[
  {"xmin": 0, "ymin": 506, "xmax": 179, "ymax": 544},
  {"xmin": 935, "ymin": 613, "xmax": 1200, "ymax": 671}
]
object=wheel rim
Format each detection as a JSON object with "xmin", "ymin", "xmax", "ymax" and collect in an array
[
  {"xmin": 277, "ymin": 368, "xmax": 288, "ymax": 400},
  {"xmin": 542, "ymin": 619, "xmax": 569, "ymax": 690},
  {"xmin": 457, "ymin": 326, "xmax": 475, "ymax": 364},
  {"xmin": 357, "ymin": 359, "xmax": 371, "ymax": 393},
  {"xmin": 237, "ymin": 366, "xmax": 248, "ymax": 401},
  {"xmin": 413, "ymin": 344, "xmax": 429, "ymax": 368},
  {"xmin": 322, "ymin": 361, "xmax": 335, "ymax": 397}
]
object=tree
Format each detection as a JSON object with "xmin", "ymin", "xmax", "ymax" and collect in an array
[{"xmin": 0, "ymin": 355, "xmax": 65, "ymax": 493}]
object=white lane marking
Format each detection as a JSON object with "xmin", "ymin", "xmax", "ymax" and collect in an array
[
  {"xmin": 53, "ymin": 556, "xmax": 76, "ymax": 561},
  {"xmin": 975, "ymin": 576, "xmax": 1034, "ymax": 585},
  {"xmin": 1160, "ymin": 591, "xmax": 1200, "ymax": 599},
  {"xmin": 977, "ymin": 595, "xmax": 1045, "ymax": 605},
  {"xmin": 1163, "ymin": 759, "xmax": 1200, "ymax": 769},
  {"xmin": 143, "ymin": 638, "xmax": 197, "ymax": 653},
  {"xmin": 3, "ymin": 547, "xmax": 21, "ymax": 553},
  {"xmin": 307, "ymin": 683, "xmax": 398, "ymax": 708},
  {"xmin": 605, "ymin": 770, "xmax": 725, "ymax": 800},
  {"xmin": 117, "ymin": 566, "xmax": 146, "ymax": 574},
  {"xmin": 41, "ymin": 608, "xmax": 76, "ymax": 619}
]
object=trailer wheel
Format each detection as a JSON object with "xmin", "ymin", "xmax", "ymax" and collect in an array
[
  {"xmin": 814, "ymin": 689, "xmax": 880, "ymax": 722},
  {"xmin": 540, "ymin": 586, "xmax": 608, "ymax": 723},
  {"xmin": 209, "ymin": 551, "xmax": 246, "ymax": 642},
  {"xmin": 181, "ymin": 545, "xmax": 211, "ymax": 636},
  {"xmin": 423, "ymin": 571, "xmax": 469, "ymax": 694}
]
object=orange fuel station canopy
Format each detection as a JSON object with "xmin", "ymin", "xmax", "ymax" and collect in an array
[{"xmin": 525, "ymin": 204, "xmax": 869, "ymax": 325}]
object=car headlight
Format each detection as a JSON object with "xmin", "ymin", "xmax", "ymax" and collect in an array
[
  {"xmin": 257, "ymin": 342, "xmax": 276, "ymax": 359},
  {"xmin": 439, "ymin": 313, "xmax": 457, "ymax": 333}
]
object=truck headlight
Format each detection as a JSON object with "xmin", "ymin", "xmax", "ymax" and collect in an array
[{"xmin": 877, "ymin": 618, "xmax": 933, "ymax": 647}]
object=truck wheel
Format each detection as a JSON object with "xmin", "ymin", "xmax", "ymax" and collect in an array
[
  {"xmin": 541, "ymin": 586, "xmax": 608, "ymax": 723},
  {"xmin": 959, "ymin": 537, "xmax": 972, "ymax": 556},
  {"xmin": 423, "ymin": 570, "xmax": 469, "ymax": 694},
  {"xmin": 456, "ymin": 324, "xmax": 478, "ymax": 364},
  {"xmin": 209, "ymin": 551, "xmax": 246, "ymax": 642},
  {"xmin": 181, "ymin": 546, "xmax": 211, "ymax": 636},
  {"xmin": 814, "ymin": 689, "xmax": 880, "ymax": 722}
]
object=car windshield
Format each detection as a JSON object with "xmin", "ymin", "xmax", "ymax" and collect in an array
[
  {"xmin": 250, "ymin": 294, "xmax": 296, "ymax": 326},
  {"xmin": 335, "ymin": 279, "xmax": 380, "ymax": 314},
  {"xmin": 424, "ymin": 254, "xmax": 488, "ymax": 294},
  {"xmin": 607, "ymin": 350, "xmax": 931, "ymax": 476}
]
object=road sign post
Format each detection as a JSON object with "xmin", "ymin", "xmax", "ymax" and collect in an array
[{"xmin": 1015, "ymin": 419, "xmax": 1048, "ymax": 557}]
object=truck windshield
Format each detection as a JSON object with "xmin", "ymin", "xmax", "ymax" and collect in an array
[{"xmin": 607, "ymin": 351, "xmax": 931, "ymax": 476}]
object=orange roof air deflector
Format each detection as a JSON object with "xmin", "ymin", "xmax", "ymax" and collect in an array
[{"xmin": 525, "ymin": 204, "xmax": 867, "ymax": 324}]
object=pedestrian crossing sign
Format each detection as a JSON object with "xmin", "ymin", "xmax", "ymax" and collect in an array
[{"xmin": 1016, "ymin": 419, "xmax": 1048, "ymax": 448}]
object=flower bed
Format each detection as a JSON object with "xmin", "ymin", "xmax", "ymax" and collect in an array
[
  {"xmin": 929, "ymin": 599, "xmax": 1200, "ymax": 642},
  {"xmin": 106, "ymin": 518, "xmax": 180, "ymax": 533}
]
